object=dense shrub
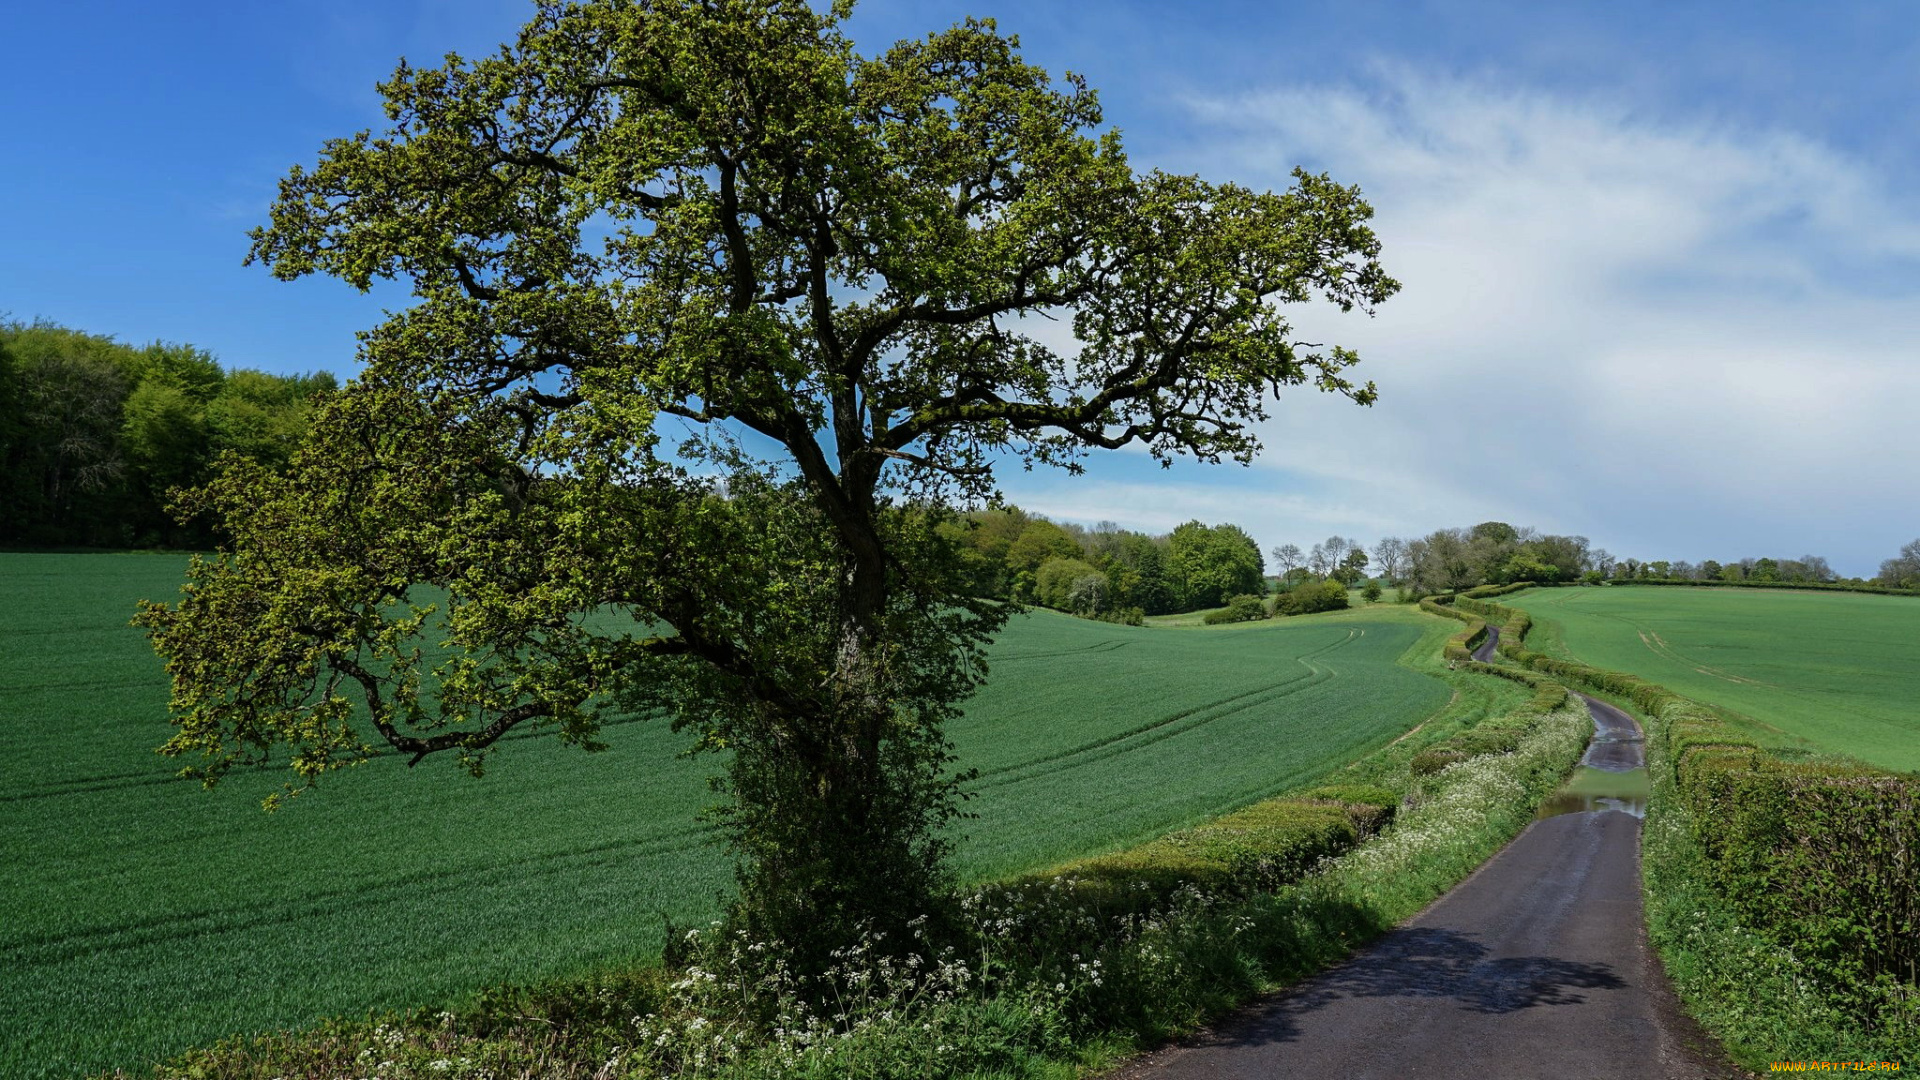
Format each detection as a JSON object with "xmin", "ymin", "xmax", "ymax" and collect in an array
[
  {"xmin": 1274, "ymin": 579, "xmax": 1348, "ymax": 616},
  {"xmin": 1035, "ymin": 557, "xmax": 1109, "ymax": 614},
  {"xmin": 1678, "ymin": 754, "xmax": 1920, "ymax": 994},
  {"xmin": 1202, "ymin": 593, "xmax": 1268, "ymax": 624}
]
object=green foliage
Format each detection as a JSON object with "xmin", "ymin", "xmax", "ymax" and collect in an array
[
  {"xmin": 1169, "ymin": 521, "xmax": 1266, "ymax": 608},
  {"xmin": 1033, "ymin": 556, "xmax": 1105, "ymax": 613},
  {"xmin": 1006, "ymin": 520, "xmax": 1085, "ymax": 578},
  {"xmin": 1273, "ymin": 578, "xmax": 1348, "ymax": 616},
  {"xmin": 1200, "ymin": 592, "xmax": 1267, "ymax": 624},
  {"xmin": 1361, "ymin": 578, "xmax": 1383, "ymax": 603},
  {"xmin": 0, "ymin": 319, "xmax": 332, "ymax": 548}
]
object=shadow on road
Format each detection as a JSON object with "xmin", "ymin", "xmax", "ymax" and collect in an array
[{"xmin": 1207, "ymin": 927, "xmax": 1627, "ymax": 1048}]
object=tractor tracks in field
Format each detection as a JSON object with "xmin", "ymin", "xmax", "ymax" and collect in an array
[
  {"xmin": 969, "ymin": 630, "xmax": 1364, "ymax": 793},
  {"xmin": 3, "ymin": 820, "xmax": 724, "ymax": 967}
]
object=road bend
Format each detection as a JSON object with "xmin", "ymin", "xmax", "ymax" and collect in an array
[{"xmin": 1109, "ymin": 691, "xmax": 1741, "ymax": 1079}]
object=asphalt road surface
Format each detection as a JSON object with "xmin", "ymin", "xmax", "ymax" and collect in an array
[
  {"xmin": 1472, "ymin": 625, "xmax": 1501, "ymax": 662},
  {"xmin": 1111, "ymin": 692, "xmax": 1741, "ymax": 1079}
]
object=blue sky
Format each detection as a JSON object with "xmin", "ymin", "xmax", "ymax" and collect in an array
[{"xmin": 6, "ymin": 1, "xmax": 1919, "ymax": 575}]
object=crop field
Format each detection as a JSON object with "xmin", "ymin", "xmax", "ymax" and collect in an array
[
  {"xmin": 0, "ymin": 553, "xmax": 1449, "ymax": 1078},
  {"xmin": 1505, "ymin": 586, "xmax": 1920, "ymax": 772}
]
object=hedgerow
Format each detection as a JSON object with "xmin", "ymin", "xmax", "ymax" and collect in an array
[
  {"xmin": 1418, "ymin": 595, "xmax": 1486, "ymax": 662},
  {"xmin": 1610, "ymin": 578, "xmax": 1920, "ymax": 598}
]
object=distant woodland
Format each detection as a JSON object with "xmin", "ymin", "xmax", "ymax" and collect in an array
[{"xmin": 0, "ymin": 319, "xmax": 334, "ymax": 547}]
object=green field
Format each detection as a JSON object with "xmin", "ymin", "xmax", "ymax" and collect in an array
[
  {"xmin": 1506, "ymin": 586, "xmax": 1920, "ymax": 772},
  {"xmin": 0, "ymin": 554, "xmax": 1450, "ymax": 1078}
]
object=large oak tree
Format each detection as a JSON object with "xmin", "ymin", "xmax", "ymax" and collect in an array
[{"xmin": 140, "ymin": 0, "xmax": 1397, "ymax": 953}]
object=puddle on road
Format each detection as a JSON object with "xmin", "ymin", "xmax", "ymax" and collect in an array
[{"xmin": 1537, "ymin": 766, "xmax": 1649, "ymax": 819}]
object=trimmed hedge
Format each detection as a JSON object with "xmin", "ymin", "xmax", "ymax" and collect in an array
[
  {"xmin": 1420, "ymin": 594, "xmax": 1487, "ymax": 662},
  {"xmin": 995, "ymin": 788, "xmax": 1401, "ymax": 929},
  {"xmin": 1611, "ymin": 578, "xmax": 1920, "ymax": 599},
  {"xmin": 1406, "ymin": 649, "xmax": 1570, "ymax": 777},
  {"xmin": 1458, "ymin": 581, "xmax": 1539, "ymax": 600},
  {"xmin": 1678, "ymin": 753, "xmax": 1919, "ymax": 994}
]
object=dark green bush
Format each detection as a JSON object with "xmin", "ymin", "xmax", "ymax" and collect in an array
[
  {"xmin": 1200, "ymin": 593, "xmax": 1269, "ymax": 624},
  {"xmin": 1273, "ymin": 579, "xmax": 1348, "ymax": 616},
  {"xmin": 1296, "ymin": 783, "xmax": 1400, "ymax": 834}
]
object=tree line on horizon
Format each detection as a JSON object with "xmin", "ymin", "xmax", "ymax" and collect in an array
[
  {"xmin": 1276, "ymin": 521, "xmax": 1919, "ymax": 595},
  {"xmin": 0, "ymin": 319, "xmax": 335, "ymax": 548},
  {"xmin": 938, "ymin": 507, "xmax": 1267, "ymax": 624}
]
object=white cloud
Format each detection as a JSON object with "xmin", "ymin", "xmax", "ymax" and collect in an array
[{"xmin": 1038, "ymin": 67, "xmax": 1920, "ymax": 574}]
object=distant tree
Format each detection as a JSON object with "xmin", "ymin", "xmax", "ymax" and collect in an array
[
  {"xmin": 1471, "ymin": 521, "xmax": 1518, "ymax": 545},
  {"xmin": 1271, "ymin": 542, "xmax": 1305, "ymax": 576},
  {"xmin": 1035, "ymin": 557, "xmax": 1107, "ymax": 614},
  {"xmin": 1647, "ymin": 560, "xmax": 1671, "ymax": 579},
  {"xmin": 1503, "ymin": 551, "xmax": 1556, "ymax": 583},
  {"xmin": 1751, "ymin": 557, "xmax": 1780, "ymax": 582},
  {"xmin": 14, "ymin": 346, "xmax": 130, "ymax": 538},
  {"xmin": 1107, "ymin": 531, "xmax": 1179, "ymax": 615},
  {"xmin": 1332, "ymin": 545, "xmax": 1369, "ymax": 585},
  {"xmin": 1409, "ymin": 527, "xmax": 1481, "ymax": 593},
  {"xmin": 1362, "ymin": 578, "xmax": 1383, "ymax": 603},
  {"xmin": 1308, "ymin": 534, "xmax": 1349, "ymax": 578},
  {"xmin": 1699, "ymin": 559, "xmax": 1723, "ymax": 581},
  {"xmin": 1370, "ymin": 536, "xmax": 1407, "ymax": 584},
  {"xmin": 1879, "ymin": 540, "xmax": 1920, "ymax": 589},
  {"xmin": 1171, "ymin": 521, "xmax": 1266, "ymax": 607},
  {"xmin": 1005, "ymin": 520, "xmax": 1084, "ymax": 578},
  {"xmin": 1533, "ymin": 534, "xmax": 1590, "ymax": 580},
  {"xmin": 0, "ymin": 320, "xmax": 332, "ymax": 547}
]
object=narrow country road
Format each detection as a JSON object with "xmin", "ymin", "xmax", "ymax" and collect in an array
[
  {"xmin": 1472, "ymin": 624, "xmax": 1501, "ymax": 662},
  {"xmin": 1110, "ymin": 673, "xmax": 1742, "ymax": 1078}
]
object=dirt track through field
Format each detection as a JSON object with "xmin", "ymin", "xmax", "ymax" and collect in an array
[{"xmin": 1111, "ymin": 686, "xmax": 1742, "ymax": 1079}]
